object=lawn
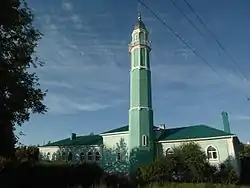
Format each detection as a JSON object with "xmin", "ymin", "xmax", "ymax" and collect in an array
[{"xmin": 96, "ymin": 183, "xmax": 250, "ymax": 188}]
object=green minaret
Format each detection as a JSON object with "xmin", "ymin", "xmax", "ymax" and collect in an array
[{"xmin": 128, "ymin": 14, "xmax": 154, "ymax": 171}]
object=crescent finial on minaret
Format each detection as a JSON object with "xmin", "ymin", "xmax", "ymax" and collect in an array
[{"xmin": 138, "ymin": 12, "xmax": 142, "ymax": 21}]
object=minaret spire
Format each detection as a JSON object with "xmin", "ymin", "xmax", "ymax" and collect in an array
[{"xmin": 138, "ymin": 12, "xmax": 142, "ymax": 21}]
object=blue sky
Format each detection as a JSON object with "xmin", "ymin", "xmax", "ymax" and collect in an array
[{"xmin": 19, "ymin": 0, "xmax": 250, "ymax": 145}]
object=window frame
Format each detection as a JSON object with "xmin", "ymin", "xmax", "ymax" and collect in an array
[
  {"xmin": 142, "ymin": 135, "xmax": 148, "ymax": 146},
  {"xmin": 87, "ymin": 151, "xmax": 93, "ymax": 161},
  {"xmin": 80, "ymin": 152, "xmax": 85, "ymax": 161},
  {"xmin": 165, "ymin": 148, "xmax": 174, "ymax": 156},
  {"xmin": 95, "ymin": 151, "xmax": 101, "ymax": 161},
  {"xmin": 117, "ymin": 152, "xmax": 121, "ymax": 161},
  {"xmin": 206, "ymin": 145, "xmax": 219, "ymax": 161},
  {"xmin": 67, "ymin": 152, "xmax": 73, "ymax": 161}
]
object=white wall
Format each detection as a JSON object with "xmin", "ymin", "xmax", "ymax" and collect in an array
[
  {"xmin": 39, "ymin": 145, "xmax": 101, "ymax": 163},
  {"xmin": 101, "ymin": 132, "xmax": 129, "ymax": 149},
  {"xmin": 158, "ymin": 136, "xmax": 240, "ymax": 176}
]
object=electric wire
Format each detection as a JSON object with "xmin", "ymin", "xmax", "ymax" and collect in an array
[
  {"xmin": 137, "ymin": 0, "xmax": 225, "ymax": 80},
  {"xmin": 171, "ymin": 0, "xmax": 244, "ymax": 81},
  {"xmin": 182, "ymin": 0, "xmax": 249, "ymax": 82}
]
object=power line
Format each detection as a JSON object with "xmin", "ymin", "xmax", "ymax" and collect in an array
[
  {"xmin": 171, "ymin": 0, "xmax": 205, "ymax": 39},
  {"xmin": 171, "ymin": 0, "xmax": 244, "ymax": 80},
  {"xmin": 182, "ymin": 0, "xmax": 249, "ymax": 82},
  {"xmin": 137, "ymin": 0, "xmax": 225, "ymax": 80}
]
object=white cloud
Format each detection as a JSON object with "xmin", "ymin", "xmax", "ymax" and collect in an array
[
  {"xmin": 40, "ymin": 80, "xmax": 73, "ymax": 89},
  {"xmin": 35, "ymin": 5, "xmax": 250, "ymax": 118},
  {"xmin": 233, "ymin": 115, "xmax": 250, "ymax": 121},
  {"xmin": 61, "ymin": 1, "xmax": 73, "ymax": 12},
  {"xmin": 44, "ymin": 93, "xmax": 109, "ymax": 114}
]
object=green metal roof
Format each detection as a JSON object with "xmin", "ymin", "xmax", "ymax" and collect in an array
[
  {"xmin": 101, "ymin": 125, "xmax": 159, "ymax": 134},
  {"xmin": 157, "ymin": 124, "xmax": 235, "ymax": 141},
  {"xmin": 43, "ymin": 135, "xmax": 103, "ymax": 147},
  {"xmin": 101, "ymin": 125, "xmax": 129, "ymax": 134},
  {"xmin": 43, "ymin": 125, "xmax": 235, "ymax": 147}
]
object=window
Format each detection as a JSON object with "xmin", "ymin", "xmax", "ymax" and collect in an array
[
  {"xmin": 61, "ymin": 152, "xmax": 66, "ymax": 160},
  {"xmin": 95, "ymin": 152, "xmax": 101, "ymax": 161},
  {"xmin": 142, "ymin": 135, "xmax": 147, "ymax": 146},
  {"xmin": 117, "ymin": 152, "xmax": 121, "ymax": 161},
  {"xmin": 52, "ymin": 153, "xmax": 56, "ymax": 161},
  {"xmin": 146, "ymin": 52, "xmax": 150, "ymax": 69},
  {"xmin": 135, "ymin": 34, "xmax": 138, "ymax": 41},
  {"xmin": 68, "ymin": 152, "xmax": 73, "ymax": 161},
  {"xmin": 139, "ymin": 32, "xmax": 144, "ymax": 41},
  {"xmin": 87, "ymin": 151, "xmax": 93, "ymax": 161},
  {"xmin": 47, "ymin": 152, "xmax": 51, "ymax": 160},
  {"xmin": 80, "ymin": 152, "xmax": 85, "ymax": 161},
  {"xmin": 165, "ymin": 148, "xmax": 174, "ymax": 156},
  {"xmin": 207, "ymin": 146, "xmax": 218, "ymax": 160},
  {"xmin": 140, "ymin": 48, "xmax": 146, "ymax": 66},
  {"xmin": 133, "ymin": 48, "xmax": 139, "ymax": 67}
]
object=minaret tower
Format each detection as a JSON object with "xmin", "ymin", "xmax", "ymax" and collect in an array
[{"xmin": 128, "ymin": 13, "xmax": 154, "ymax": 171}]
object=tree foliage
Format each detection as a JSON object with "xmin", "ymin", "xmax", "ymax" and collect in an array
[
  {"xmin": 137, "ymin": 142, "xmax": 239, "ymax": 185},
  {"xmin": 241, "ymin": 143, "xmax": 250, "ymax": 157},
  {"xmin": 0, "ymin": 0, "xmax": 47, "ymax": 157},
  {"xmin": 15, "ymin": 146, "xmax": 39, "ymax": 162}
]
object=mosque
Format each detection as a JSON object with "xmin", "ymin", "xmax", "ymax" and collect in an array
[{"xmin": 39, "ymin": 15, "xmax": 241, "ymax": 175}]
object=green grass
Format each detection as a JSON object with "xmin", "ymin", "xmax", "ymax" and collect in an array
[
  {"xmin": 141, "ymin": 183, "xmax": 250, "ymax": 188},
  {"xmin": 94, "ymin": 183, "xmax": 250, "ymax": 188}
]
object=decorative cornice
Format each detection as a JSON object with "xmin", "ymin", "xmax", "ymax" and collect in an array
[
  {"xmin": 129, "ymin": 106, "xmax": 152, "ymax": 111},
  {"xmin": 131, "ymin": 66, "xmax": 150, "ymax": 71}
]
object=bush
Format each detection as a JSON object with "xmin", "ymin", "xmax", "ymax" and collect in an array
[
  {"xmin": 137, "ymin": 142, "xmax": 239, "ymax": 186},
  {"xmin": 15, "ymin": 146, "xmax": 39, "ymax": 162},
  {"xmin": 0, "ymin": 160, "xmax": 104, "ymax": 187}
]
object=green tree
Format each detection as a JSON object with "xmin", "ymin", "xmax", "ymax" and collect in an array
[
  {"xmin": 137, "ymin": 142, "xmax": 216, "ymax": 184},
  {"xmin": 173, "ymin": 142, "xmax": 210, "ymax": 182},
  {"xmin": 242, "ymin": 144, "xmax": 250, "ymax": 157},
  {"xmin": 0, "ymin": 0, "xmax": 47, "ymax": 157},
  {"xmin": 15, "ymin": 145, "xmax": 39, "ymax": 162}
]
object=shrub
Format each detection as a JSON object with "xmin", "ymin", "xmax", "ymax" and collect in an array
[
  {"xmin": 137, "ymin": 142, "xmax": 240, "ymax": 186},
  {"xmin": 0, "ymin": 160, "xmax": 104, "ymax": 187}
]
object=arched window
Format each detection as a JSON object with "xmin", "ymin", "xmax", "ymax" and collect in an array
[
  {"xmin": 165, "ymin": 148, "xmax": 174, "ymax": 156},
  {"xmin": 207, "ymin": 146, "xmax": 218, "ymax": 160},
  {"xmin": 139, "ymin": 32, "xmax": 144, "ymax": 41},
  {"xmin": 117, "ymin": 152, "xmax": 121, "ymax": 161},
  {"xmin": 47, "ymin": 152, "xmax": 51, "ymax": 160},
  {"xmin": 80, "ymin": 152, "xmax": 85, "ymax": 161},
  {"xmin": 95, "ymin": 152, "xmax": 101, "ymax": 161},
  {"xmin": 142, "ymin": 135, "xmax": 147, "ymax": 146},
  {"xmin": 52, "ymin": 153, "xmax": 56, "ymax": 161},
  {"xmin": 87, "ymin": 151, "xmax": 93, "ymax": 161},
  {"xmin": 61, "ymin": 152, "xmax": 66, "ymax": 160},
  {"xmin": 68, "ymin": 152, "xmax": 73, "ymax": 161},
  {"xmin": 134, "ymin": 34, "xmax": 138, "ymax": 41}
]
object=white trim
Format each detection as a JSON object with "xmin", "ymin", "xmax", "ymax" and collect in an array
[
  {"xmin": 129, "ymin": 106, "xmax": 152, "ymax": 111},
  {"xmin": 165, "ymin": 148, "xmax": 174, "ymax": 155},
  {"xmin": 39, "ymin": 144, "xmax": 101, "ymax": 148},
  {"xmin": 130, "ymin": 41, "xmax": 150, "ymax": 48},
  {"xmin": 132, "ymin": 28, "xmax": 148, "ymax": 36},
  {"xmin": 131, "ymin": 66, "xmax": 150, "ymax": 71},
  {"xmin": 142, "ymin": 135, "xmax": 147, "ymax": 146},
  {"xmin": 129, "ymin": 44, "xmax": 151, "ymax": 52},
  {"xmin": 157, "ymin": 135, "xmax": 236, "ymax": 143},
  {"xmin": 100, "ymin": 131, "xmax": 129, "ymax": 136}
]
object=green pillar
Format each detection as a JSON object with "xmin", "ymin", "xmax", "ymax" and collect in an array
[
  {"xmin": 221, "ymin": 111, "xmax": 231, "ymax": 134},
  {"xmin": 128, "ymin": 14, "xmax": 154, "ymax": 172}
]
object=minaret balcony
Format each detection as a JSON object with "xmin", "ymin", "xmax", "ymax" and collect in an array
[{"xmin": 129, "ymin": 41, "xmax": 151, "ymax": 51}]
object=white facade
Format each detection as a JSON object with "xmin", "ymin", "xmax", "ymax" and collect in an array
[{"xmin": 158, "ymin": 135, "xmax": 240, "ymax": 176}]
